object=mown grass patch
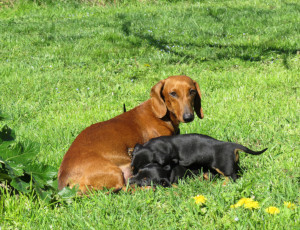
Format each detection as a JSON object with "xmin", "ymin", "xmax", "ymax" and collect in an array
[{"xmin": 0, "ymin": 0, "xmax": 299, "ymax": 229}]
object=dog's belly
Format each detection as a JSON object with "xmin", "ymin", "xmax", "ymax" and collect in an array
[{"xmin": 119, "ymin": 164, "xmax": 133, "ymax": 184}]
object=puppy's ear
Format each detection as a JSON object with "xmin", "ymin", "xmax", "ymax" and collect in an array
[
  {"xmin": 150, "ymin": 80, "xmax": 167, "ymax": 118},
  {"xmin": 159, "ymin": 178, "xmax": 171, "ymax": 187},
  {"xmin": 193, "ymin": 80, "xmax": 204, "ymax": 119},
  {"xmin": 133, "ymin": 143, "xmax": 143, "ymax": 151},
  {"xmin": 132, "ymin": 143, "xmax": 143, "ymax": 156}
]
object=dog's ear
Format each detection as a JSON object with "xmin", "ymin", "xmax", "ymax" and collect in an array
[
  {"xmin": 150, "ymin": 80, "xmax": 167, "ymax": 118},
  {"xmin": 133, "ymin": 143, "xmax": 143, "ymax": 151},
  {"xmin": 193, "ymin": 81, "xmax": 204, "ymax": 119}
]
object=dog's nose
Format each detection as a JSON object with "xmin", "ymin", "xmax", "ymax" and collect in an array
[{"xmin": 183, "ymin": 113, "xmax": 194, "ymax": 122}]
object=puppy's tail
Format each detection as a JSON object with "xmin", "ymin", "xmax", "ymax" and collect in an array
[{"xmin": 235, "ymin": 145, "xmax": 268, "ymax": 155}]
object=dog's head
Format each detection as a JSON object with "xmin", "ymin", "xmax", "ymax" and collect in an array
[
  {"xmin": 131, "ymin": 143, "xmax": 154, "ymax": 174},
  {"xmin": 129, "ymin": 163, "xmax": 172, "ymax": 187},
  {"xmin": 131, "ymin": 140, "xmax": 176, "ymax": 174},
  {"xmin": 151, "ymin": 75, "xmax": 204, "ymax": 123}
]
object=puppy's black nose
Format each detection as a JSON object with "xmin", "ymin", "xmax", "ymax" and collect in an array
[{"xmin": 183, "ymin": 113, "xmax": 194, "ymax": 122}]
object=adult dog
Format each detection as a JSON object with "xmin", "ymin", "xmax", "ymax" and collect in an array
[{"xmin": 58, "ymin": 75, "xmax": 204, "ymax": 193}]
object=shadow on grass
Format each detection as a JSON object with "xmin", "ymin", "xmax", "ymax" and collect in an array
[{"xmin": 117, "ymin": 5, "xmax": 298, "ymax": 68}]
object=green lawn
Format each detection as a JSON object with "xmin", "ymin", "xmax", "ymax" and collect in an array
[{"xmin": 0, "ymin": 0, "xmax": 299, "ymax": 229}]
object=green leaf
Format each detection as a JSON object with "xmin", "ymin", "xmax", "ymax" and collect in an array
[
  {"xmin": 32, "ymin": 180, "xmax": 52, "ymax": 202},
  {"xmin": 0, "ymin": 141, "xmax": 38, "ymax": 164},
  {"xmin": 5, "ymin": 161, "xmax": 25, "ymax": 178},
  {"xmin": 0, "ymin": 124, "xmax": 57, "ymax": 202},
  {"xmin": 0, "ymin": 171, "xmax": 12, "ymax": 181},
  {"xmin": 10, "ymin": 177, "xmax": 30, "ymax": 193},
  {"xmin": 0, "ymin": 140, "xmax": 19, "ymax": 160},
  {"xmin": 0, "ymin": 125, "xmax": 15, "ymax": 141},
  {"xmin": 58, "ymin": 186, "xmax": 78, "ymax": 200},
  {"xmin": 46, "ymin": 178, "xmax": 58, "ymax": 190},
  {"xmin": 25, "ymin": 164, "xmax": 57, "ymax": 187}
]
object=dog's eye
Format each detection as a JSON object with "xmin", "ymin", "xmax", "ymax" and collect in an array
[
  {"xmin": 190, "ymin": 89, "xmax": 196, "ymax": 95},
  {"xmin": 170, "ymin": 92, "xmax": 177, "ymax": 97}
]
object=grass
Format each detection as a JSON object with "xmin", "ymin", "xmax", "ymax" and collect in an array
[{"xmin": 0, "ymin": 0, "xmax": 299, "ymax": 229}]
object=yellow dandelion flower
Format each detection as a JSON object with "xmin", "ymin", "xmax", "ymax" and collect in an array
[
  {"xmin": 231, "ymin": 198, "xmax": 253, "ymax": 208},
  {"xmin": 237, "ymin": 198, "xmax": 253, "ymax": 206},
  {"xmin": 265, "ymin": 206, "xmax": 280, "ymax": 214},
  {"xmin": 193, "ymin": 195, "xmax": 207, "ymax": 205},
  {"xmin": 244, "ymin": 201, "xmax": 260, "ymax": 210},
  {"xmin": 284, "ymin": 201, "xmax": 296, "ymax": 210}
]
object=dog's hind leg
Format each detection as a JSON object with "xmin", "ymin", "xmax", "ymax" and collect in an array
[
  {"xmin": 212, "ymin": 167, "xmax": 230, "ymax": 186},
  {"xmin": 234, "ymin": 148, "xmax": 240, "ymax": 163},
  {"xmin": 69, "ymin": 154, "xmax": 126, "ymax": 194}
]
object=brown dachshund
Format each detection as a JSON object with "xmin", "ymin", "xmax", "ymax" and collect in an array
[{"xmin": 58, "ymin": 75, "xmax": 204, "ymax": 193}]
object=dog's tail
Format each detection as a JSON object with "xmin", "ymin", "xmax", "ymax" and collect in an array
[{"xmin": 235, "ymin": 145, "xmax": 268, "ymax": 155}]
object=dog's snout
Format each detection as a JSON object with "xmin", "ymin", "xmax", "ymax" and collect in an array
[{"xmin": 183, "ymin": 113, "xmax": 194, "ymax": 122}]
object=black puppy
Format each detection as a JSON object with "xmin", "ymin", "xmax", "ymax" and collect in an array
[
  {"xmin": 131, "ymin": 134, "xmax": 267, "ymax": 182},
  {"xmin": 129, "ymin": 163, "xmax": 171, "ymax": 187},
  {"xmin": 129, "ymin": 163, "xmax": 192, "ymax": 187}
]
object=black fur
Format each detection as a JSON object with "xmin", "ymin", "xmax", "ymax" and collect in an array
[{"xmin": 131, "ymin": 134, "xmax": 267, "ymax": 185}]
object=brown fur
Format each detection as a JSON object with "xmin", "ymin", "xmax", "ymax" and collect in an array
[{"xmin": 58, "ymin": 75, "xmax": 203, "ymax": 193}]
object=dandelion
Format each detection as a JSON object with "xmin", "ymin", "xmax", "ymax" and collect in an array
[
  {"xmin": 231, "ymin": 197, "xmax": 260, "ymax": 210},
  {"xmin": 144, "ymin": 64, "xmax": 150, "ymax": 67},
  {"xmin": 265, "ymin": 206, "xmax": 280, "ymax": 214},
  {"xmin": 284, "ymin": 201, "xmax": 296, "ymax": 210},
  {"xmin": 231, "ymin": 197, "xmax": 253, "ymax": 208},
  {"xmin": 244, "ymin": 201, "xmax": 260, "ymax": 210},
  {"xmin": 193, "ymin": 195, "xmax": 207, "ymax": 205}
]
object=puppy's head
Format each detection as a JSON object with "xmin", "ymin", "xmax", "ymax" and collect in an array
[
  {"xmin": 151, "ymin": 75, "xmax": 204, "ymax": 123},
  {"xmin": 131, "ymin": 140, "xmax": 175, "ymax": 174},
  {"xmin": 131, "ymin": 144, "xmax": 154, "ymax": 174},
  {"xmin": 129, "ymin": 163, "xmax": 171, "ymax": 187}
]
